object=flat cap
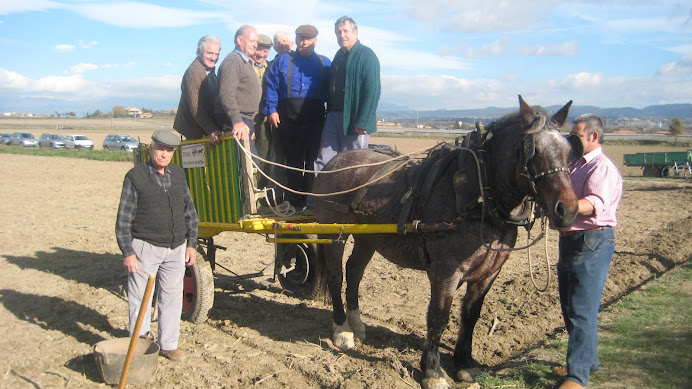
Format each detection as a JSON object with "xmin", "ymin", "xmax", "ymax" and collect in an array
[
  {"xmin": 257, "ymin": 34, "xmax": 272, "ymax": 47},
  {"xmin": 152, "ymin": 130, "xmax": 181, "ymax": 148},
  {"xmin": 295, "ymin": 24, "xmax": 318, "ymax": 38}
]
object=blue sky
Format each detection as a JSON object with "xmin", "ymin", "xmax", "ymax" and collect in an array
[{"xmin": 1, "ymin": 0, "xmax": 691, "ymax": 115}]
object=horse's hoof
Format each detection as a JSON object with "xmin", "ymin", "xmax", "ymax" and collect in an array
[
  {"xmin": 421, "ymin": 377, "xmax": 451, "ymax": 389},
  {"xmin": 333, "ymin": 330, "xmax": 355, "ymax": 349},
  {"xmin": 333, "ymin": 322, "xmax": 355, "ymax": 349},
  {"xmin": 346, "ymin": 309, "xmax": 366, "ymax": 340},
  {"xmin": 456, "ymin": 367, "xmax": 482, "ymax": 382}
]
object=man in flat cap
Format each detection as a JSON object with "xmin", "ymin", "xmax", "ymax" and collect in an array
[
  {"xmin": 116, "ymin": 130, "xmax": 199, "ymax": 362},
  {"xmin": 173, "ymin": 35, "xmax": 223, "ymax": 142},
  {"xmin": 253, "ymin": 33, "xmax": 286, "ymax": 203},
  {"xmin": 263, "ymin": 24, "xmax": 331, "ymax": 212}
]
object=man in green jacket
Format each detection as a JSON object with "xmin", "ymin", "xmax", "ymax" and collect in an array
[{"xmin": 308, "ymin": 15, "xmax": 380, "ymax": 214}]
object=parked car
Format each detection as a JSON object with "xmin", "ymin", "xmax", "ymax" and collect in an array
[
  {"xmin": 0, "ymin": 133, "xmax": 12, "ymax": 145},
  {"xmin": 10, "ymin": 132, "xmax": 38, "ymax": 147},
  {"xmin": 368, "ymin": 143, "xmax": 398, "ymax": 154},
  {"xmin": 64, "ymin": 134, "xmax": 94, "ymax": 150},
  {"xmin": 38, "ymin": 133, "xmax": 66, "ymax": 148},
  {"xmin": 103, "ymin": 134, "xmax": 140, "ymax": 151}
]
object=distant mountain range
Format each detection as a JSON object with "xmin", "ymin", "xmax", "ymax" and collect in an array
[{"xmin": 377, "ymin": 103, "xmax": 692, "ymax": 120}]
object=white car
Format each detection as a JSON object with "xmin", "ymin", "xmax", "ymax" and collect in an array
[{"xmin": 64, "ymin": 134, "xmax": 94, "ymax": 150}]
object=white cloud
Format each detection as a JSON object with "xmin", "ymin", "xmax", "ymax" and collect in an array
[
  {"xmin": 71, "ymin": 2, "xmax": 223, "ymax": 28},
  {"xmin": 658, "ymin": 54, "xmax": 692, "ymax": 75},
  {"xmin": 68, "ymin": 63, "xmax": 99, "ymax": 74},
  {"xmin": 55, "ymin": 44, "xmax": 74, "ymax": 52},
  {"xmin": 515, "ymin": 41, "xmax": 578, "ymax": 56},
  {"xmin": 78, "ymin": 40, "xmax": 99, "ymax": 49},
  {"xmin": 406, "ymin": 0, "xmax": 550, "ymax": 32},
  {"xmin": 0, "ymin": 0, "xmax": 62, "ymax": 15},
  {"xmin": 463, "ymin": 37, "xmax": 512, "ymax": 58}
]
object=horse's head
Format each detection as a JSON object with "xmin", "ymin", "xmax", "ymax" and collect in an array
[{"xmin": 517, "ymin": 95, "xmax": 580, "ymax": 227}]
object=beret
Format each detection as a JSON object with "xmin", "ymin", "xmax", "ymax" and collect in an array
[
  {"xmin": 257, "ymin": 34, "xmax": 272, "ymax": 47},
  {"xmin": 152, "ymin": 130, "xmax": 181, "ymax": 148},
  {"xmin": 295, "ymin": 24, "xmax": 318, "ymax": 38}
]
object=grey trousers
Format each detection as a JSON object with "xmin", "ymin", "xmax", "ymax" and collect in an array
[
  {"xmin": 128, "ymin": 238, "xmax": 185, "ymax": 351},
  {"xmin": 308, "ymin": 111, "xmax": 369, "ymax": 208}
]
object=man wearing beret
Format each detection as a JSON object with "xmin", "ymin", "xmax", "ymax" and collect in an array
[
  {"xmin": 309, "ymin": 16, "xmax": 380, "ymax": 213},
  {"xmin": 264, "ymin": 24, "xmax": 331, "ymax": 212},
  {"xmin": 116, "ymin": 130, "xmax": 199, "ymax": 362},
  {"xmin": 173, "ymin": 35, "xmax": 223, "ymax": 142}
]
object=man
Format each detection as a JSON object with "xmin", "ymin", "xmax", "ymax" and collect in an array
[
  {"xmin": 553, "ymin": 114, "xmax": 623, "ymax": 389},
  {"xmin": 173, "ymin": 35, "xmax": 222, "ymax": 142},
  {"xmin": 264, "ymin": 25, "xmax": 331, "ymax": 211},
  {"xmin": 116, "ymin": 130, "xmax": 199, "ymax": 362},
  {"xmin": 310, "ymin": 16, "xmax": 380, "ymax": 212},
  {"xmin": 272, "ymin": 31, "xmax": 294, "ymax": 59},
  {"xmin": 253, "ymin": 34, "xmax": 274, "ymax": 163},
  {"xmin": 214, "ymin": 25, "xmax": 260, "ymax": 158}
]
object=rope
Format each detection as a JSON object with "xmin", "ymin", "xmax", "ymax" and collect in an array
[
  {"xmin": 527, "ymin": 217, "xmax": 551, "ymax": 292},
  {"xmin": 234, "ymin": 137, "xmax": 441, "ymax": 198}
]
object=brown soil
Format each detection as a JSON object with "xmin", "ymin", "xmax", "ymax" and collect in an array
[{"xmin": 1, "ymin": 137, "xmax": 691, "ymax": 388}]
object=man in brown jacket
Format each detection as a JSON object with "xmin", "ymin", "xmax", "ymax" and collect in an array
[{"xmin": 173, "ymin": 35, "xmax": 223, "ymax": 143}]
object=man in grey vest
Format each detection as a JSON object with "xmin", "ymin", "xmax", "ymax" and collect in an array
[{"xmin": 115, "ymin": 130, "xmax": 199, "ymax": 362}]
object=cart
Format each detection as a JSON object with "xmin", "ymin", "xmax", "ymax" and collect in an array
[
  {"xmin": 623, "ymin": 149, "xmax": 692, "ymax": 178},
  {"xmin": 134, "ymin": 136, "xmax": 417, "ymax": 323}
]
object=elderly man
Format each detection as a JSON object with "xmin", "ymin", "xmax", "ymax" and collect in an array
[
  {"xmin": 264, "ymin": 25, "xmax": 331, "ymax": 211},
  {"xmin": 552, "ymin": 114, "xmax": 623, "ymax": 389},
  {"xmin": 214, "ymin": 25, "xmax": 260, "ymax": 158},
  {"xmin": 116, "ymin": 130, "xmax": 199, "ymax": 362},
  {"xmin": 253, "ymin": 34, "xmax": 273, "ymax": 162},
  {"xmin": 272, "ymin": 31, "xmax": 294, "ymax": 59},
  {"xmin": 309, "ymin": 16, "xmax": 380, "ymax": 213},
  {"xmin": 173, "ymin": 35, "xmax": 222, "ymax": 141}
]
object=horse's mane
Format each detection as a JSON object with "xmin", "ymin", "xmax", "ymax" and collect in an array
[{"xmin": 486, "ymin": 105, "xmax": 549, "ymax": 136}]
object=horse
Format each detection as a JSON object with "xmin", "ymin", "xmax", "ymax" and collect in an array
[{"xmin": 312, "ymin": 96, "xmax": 583, "ymax": 389}]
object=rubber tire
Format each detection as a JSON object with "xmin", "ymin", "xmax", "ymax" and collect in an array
[
  {"xmin": 661, "ymin": 166, "xmax": 672, "ymax": 178},
  {"xmin": 121, "ymin": 146, "xmax": 126, "ymax": 151},
  {"xmin": 642, "ymin": 166, "xmax": 658, "ymax": 177},
  {"xmin": 276, "ymin": 237, "xmax": 322, "ymax": 299},
  {"xmin": 181, "ymin": 253, "xmax": 214, "ymax": 323}
]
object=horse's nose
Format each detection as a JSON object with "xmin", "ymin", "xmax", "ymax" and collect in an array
[
  {"xmin": 553, "ymin": 201, "xmax": 577, "ymax": 226},
  {"xmin": 554, "ymin": 201, "xmax": 569, "ymax": 219}
]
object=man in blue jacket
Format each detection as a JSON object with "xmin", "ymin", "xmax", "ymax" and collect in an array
[
  {"xmin": 308, "ymin": 16, "xmax": 381, "ymax": 214},
  {"xmin": 264, "ymin": 25, "xmax": 331, "ymax": 211}
]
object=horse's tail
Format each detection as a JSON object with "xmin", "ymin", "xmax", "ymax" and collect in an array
[{"xmin": 313, "ymin": 243, "xmax": 331, "ymax": 304}]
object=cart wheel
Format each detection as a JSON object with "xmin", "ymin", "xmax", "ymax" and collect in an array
[
  {"xmin": 661, "ymin": 166, "xmax": 672, "ymax": 178},
  {"xmin": 642, "ymin": 166, "xmax": 658, "ymax": 177},
  {"xmin": 181, "ymin": 242, "xmax": 215, "ymax": 323},
  {"xmin": 276, "ymin": 240, "xmax": 322, "ymax": 299}
]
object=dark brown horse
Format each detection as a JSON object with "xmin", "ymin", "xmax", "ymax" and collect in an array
[{"xmin": 313, "ymin": 96, "xmax": 582, "ymax": 389}]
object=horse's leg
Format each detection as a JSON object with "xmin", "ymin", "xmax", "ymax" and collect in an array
[
  {"xmin": 322, "ymin": 241, "xmax": 353, "ymax": 348},
  {"xmin": 453, "ymin": 270, "xmax": 501, "ymax": 382},
  {"xmin": 344, "ymin": 238, "xmax": 376, "ymax": 340},
  {"xmin": 421, "ymin": 264, "xmax": 461, "ymax": 389}
]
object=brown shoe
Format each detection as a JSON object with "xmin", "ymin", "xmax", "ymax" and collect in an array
[
  {"xmin": 558, "ymin": 379, "xmax": 585, "ymax": 389},
  {"xmin": 160, "ymin": 349, "xmax": 186, "ymax": 362},
  {"xmin": 552, "ymin": 365, "xmax": 568, "ymax": 376}
]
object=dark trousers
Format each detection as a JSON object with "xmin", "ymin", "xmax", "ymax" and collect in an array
[{"xmin": 279, "ymin": 117, "xmax": 324, "ymax": 207}]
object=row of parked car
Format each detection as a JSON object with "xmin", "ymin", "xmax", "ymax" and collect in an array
[
  {"xmin": 1, "ymin": 132, "xmax": 95, "ymax": 149},
  {"xmin": 1, "ymin": 132, "xmax": 140, "ymax": 151}
]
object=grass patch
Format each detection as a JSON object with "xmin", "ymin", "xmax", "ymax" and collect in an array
[
  {"xmin": 0, "ymin": 145, "xmax": 134, "ymax": 162},
  {"xmin": 477, "ymin": 262, "xmax": 692, "ymax": 388}
]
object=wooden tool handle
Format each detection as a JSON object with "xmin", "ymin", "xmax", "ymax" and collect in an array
[{"xmin": 119, "ymin": 273, "xmax": 156, "ymax": 389}]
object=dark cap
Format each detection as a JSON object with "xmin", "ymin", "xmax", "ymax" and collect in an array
[
  {"xmin": 257, "ymin": 34, "xmax": 272, "ymax": 47},
  {"xmin": 152, "ymin": 130, "xmax": 181, "ymax": 148},
  {"xmin": 295, "ymin": 24, "xmax": 318, "ymax": 38}
]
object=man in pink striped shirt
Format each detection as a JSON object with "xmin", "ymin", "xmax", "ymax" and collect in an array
[{"xmin": 553, "ymin": 114, "xmax": 623, "ymax": 389}]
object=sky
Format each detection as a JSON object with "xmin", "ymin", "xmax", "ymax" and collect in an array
[{"xmin": 1, "ymin": 0, "xmax": 691, "ymax": 115}]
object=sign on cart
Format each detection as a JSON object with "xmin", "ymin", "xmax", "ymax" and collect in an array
[{"xmin": 181, "ymin": 144, "xmax": 206, "ymax": 168}]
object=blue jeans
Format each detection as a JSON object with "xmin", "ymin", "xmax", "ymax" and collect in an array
[{"xmin": 557, "ymin": 227, "xmax": 615, "ymax": 387}]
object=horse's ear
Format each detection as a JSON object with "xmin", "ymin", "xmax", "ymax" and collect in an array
[
  {"xmin": 518, "ymin": 95, "xmax": 534, "ymax": 124},
  {"xmin": 551, "ymin": 100, "xmax": 573, "ymax": 128}
]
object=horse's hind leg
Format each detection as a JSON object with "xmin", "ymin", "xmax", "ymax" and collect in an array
[
  {"xmin": 344, "ymin": 238, "xmax": 376, "ymax": 340},
  {"xmin": 453, "ymin": 272, "xmax": 500, "ymax": 382}
]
